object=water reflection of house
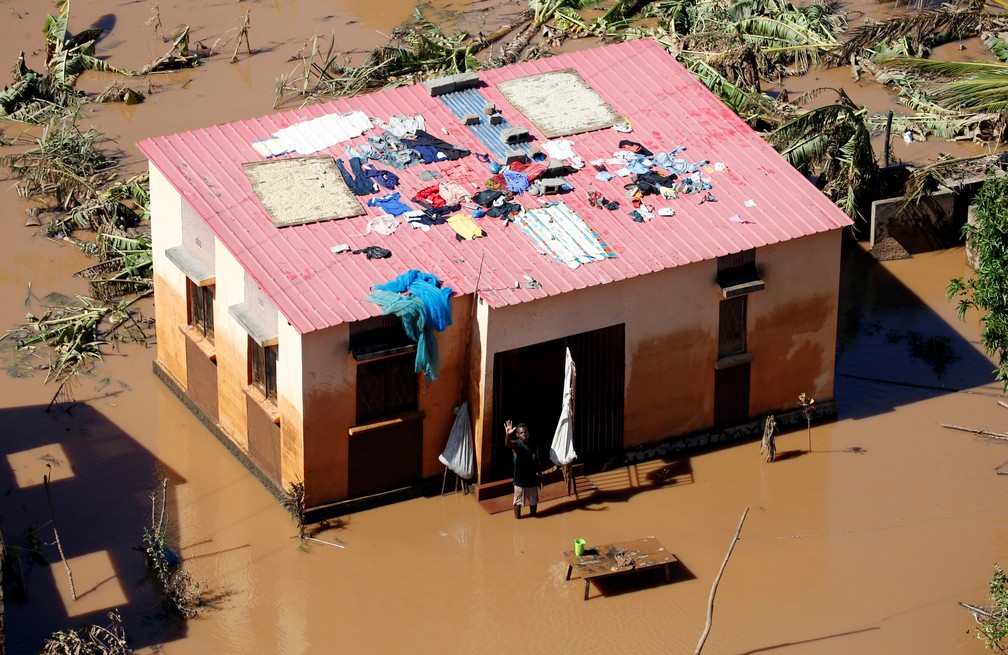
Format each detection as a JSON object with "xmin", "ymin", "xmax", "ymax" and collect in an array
[{"xmin": 137, "ymin": 40, "xmax": 852, "ymax": 515}]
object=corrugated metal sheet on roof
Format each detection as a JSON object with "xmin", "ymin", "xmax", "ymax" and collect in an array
[{"xmin": 137, "ymin": 39, "xmax": 853, "ymax": 336}]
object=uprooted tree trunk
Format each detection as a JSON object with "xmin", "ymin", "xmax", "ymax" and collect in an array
[{"xmin": 136, "ymin": 24, "xmax": 200, "ymax": 75}]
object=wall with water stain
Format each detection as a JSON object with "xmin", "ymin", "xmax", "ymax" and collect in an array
[
  {"xmin": 748, "ymin": 229, "xmax": 841, "ymax": 416},
  {"xmin": 212, "ymin": 244, "xmax": 251, "ymax": 451},
  {"xmin": 297, "ymin": 295, "xmax": 472, "ymax": 505},
  {"xmin": 469, "ymin": 229, "xmax": 844, "ymax": 481},
  {"xmin": 471, "ymin": 259, "xmax": 721, "ymax": 480}
]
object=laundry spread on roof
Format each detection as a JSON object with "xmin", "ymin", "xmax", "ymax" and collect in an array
[
  {"xmin": 516, "ymin": 202, "xmax": 616, "ymax": 269},
  {"xmin": 256, "ymin": 99, "xmax": 735, "ymax": 286},
  {"xmin": 447, "ymin": 213, "xmax": 486, "ymax": 241},
  {"xmin": 251, "ymin": 138, "xmax": 293, "ymax": 158},
  {"xmin": 271, "ymin": 110, "xmax": 373, "ymax": 155}
]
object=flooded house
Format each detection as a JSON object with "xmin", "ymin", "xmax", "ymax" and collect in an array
[{"xmin": 137, "ymin": 39, "xmax": 852, "ymax": 514}]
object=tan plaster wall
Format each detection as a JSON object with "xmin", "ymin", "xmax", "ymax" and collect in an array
[
  {"xmin": 149, "ymin": 166, "xmax": 187, "ymax": 381},
  {"xmin": 277, "ymin": 319, "xmax": 305, "ymax": 490},
  {"xmin": 748, "ymin": 229, "xmax": 842, "ymax": 415},
  {"xmin": 151, "ymin": 165, "xmax": 307, "ymax": 491},
  {"xmin": 470, "ymin": 230, "xmax": 844, "ymax": 480},
  {"xmin": 212, "ymin": 248, "xmax": 250, "ymax": 450},
  {"xmin": 301, "ymin": 323, "xmax": 354, "ymax": 502},
  {"xmin": 420, "ymin": 295, "xmax": 472, "ymax": 477}
]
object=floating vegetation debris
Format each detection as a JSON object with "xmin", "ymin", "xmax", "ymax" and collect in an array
[
  {"xmin": 136, "ymin": 23, "xmax": 202, "ymax": 75},
  {"xmin": 41, "ymin": 610, "xmax": 133, "ymax": 655},
  {"xmin": 0, "ymin": 115, "xmax": 116, "ymax": 210},
  {"xmin": 275, "ymin": 9, "xmax": 481, "ymax": 106},
  {"xmin": 46, "ymin": 173, "xmax": 150, "ymax": 238},
  {"xmin": 767, "ymin": 88, "xmax": 879, "ymax": 217},
  {"xmin": 0, "ymin": 52, "xmax": 86, "ymax": 124},
  {"xmin": 4, "ymin": 292, "xmax": 151, "ymax": 388}
]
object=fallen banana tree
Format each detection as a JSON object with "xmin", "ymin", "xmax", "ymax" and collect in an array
[
  {"xmin": 0, "ymin": 114, "xmax": 117, "ymax": 210},
  {"xmin": 3, "ymin": 290, "xmax": 152, "ymax": 412}
]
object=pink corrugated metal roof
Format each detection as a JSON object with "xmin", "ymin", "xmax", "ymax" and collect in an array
[{"xmin": 137, "ymin": 39, "xmax": 853, "ymax": 335}]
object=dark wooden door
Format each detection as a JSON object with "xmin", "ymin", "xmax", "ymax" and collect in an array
[
  {"xmin": 713, "ymin": 362, "xmax": 750, "ymax": 428},
  {"xmin": 348, "ymin": 415, "xmax": 423, "ymax": 497}
]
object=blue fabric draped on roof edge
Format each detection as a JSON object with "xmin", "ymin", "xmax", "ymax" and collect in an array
[{"xmin": 367, "ymin": 270, "xmax": 454, "ymax": 381}]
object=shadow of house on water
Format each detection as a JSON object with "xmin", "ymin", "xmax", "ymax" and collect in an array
[
  {"xmin": 834, "ymin": 237, "xmax": 1003, "ymax": 422},
  {"xmin": 0, "ymin": 402, "xmax": 190, "ymax": 654}
]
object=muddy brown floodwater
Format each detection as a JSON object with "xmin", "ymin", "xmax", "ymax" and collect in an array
[{"xmin": 1, "ymin": 1, "xmax": 1007, "ymax": 654}]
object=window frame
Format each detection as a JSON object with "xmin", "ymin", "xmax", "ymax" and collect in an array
[
  {"xmin": 188, "ymin": 281, "xmax": 215, "ymax": 340},
  {"xmin": 249, "ymin": 337, "xmax": 278, "ymax": 403}
]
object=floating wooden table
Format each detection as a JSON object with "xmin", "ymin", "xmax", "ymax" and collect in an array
[{"xmin": 562, "ymin": 536, "xmax": 677, "ymax": 601}]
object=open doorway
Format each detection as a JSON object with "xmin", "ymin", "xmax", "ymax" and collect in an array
[{"xmin": 490, "ymin": 323, "xmax": 625, "ymax": 481}]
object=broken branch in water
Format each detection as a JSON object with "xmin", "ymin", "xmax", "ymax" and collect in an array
[
  {"xmin": 44, "ymin": 467, "xmax": 77, "ymax": 601},
  {"xmin": 135, "ymin": 24, "xmax": 201, "ymax": 75},
  {"xmin": 940, "ymin": 423, "xmax": 1008, "ymax": 440},
  {"xmin": 303, "ymin": 536, "xmax": 346, "ymax": 549},
  {"xmin": 696, "ymin": 507, "xmax": 749, "ymax": 654}
]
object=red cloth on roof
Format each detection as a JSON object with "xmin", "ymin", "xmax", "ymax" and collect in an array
[{"xmin": 413, "ymin": 184, "xmax": 446, "ymax": 208}]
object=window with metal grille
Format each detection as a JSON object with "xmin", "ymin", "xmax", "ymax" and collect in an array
[
  {"xmin": 250, "ymin": 338, "xmax": 278, "ymax": 402},
  {"xmin": 718, "ymin": 296, "xmax": 746, "ymax": 357},
  {"xmin": 356, "ymin": 354, "xmax": 417, "ymax": 423},
  {"xmin": 188, "ymin": 281, "xmax": 215, "ymax": 340}
]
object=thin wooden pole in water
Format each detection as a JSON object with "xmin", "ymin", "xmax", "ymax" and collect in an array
[
  {"xmin": 44, "ymin": 468, "xmax": 77, "ymax": 601},
  {"xmin": 940, "ymin": 423, "xmax": 1008, "ymax": 440},
  {"xmin": 695, "ymin": 507, "xmax": 748, "ymax": 655},
  {"xmin": 883, "ymin": 110, "xmax": 894, "ymax": 168}
]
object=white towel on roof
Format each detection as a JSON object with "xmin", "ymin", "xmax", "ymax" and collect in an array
[{"xmin": 272, "ymin": 110, "xmax": 373, "ymax": 155}]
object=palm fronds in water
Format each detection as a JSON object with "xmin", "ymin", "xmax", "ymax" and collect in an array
[
  {"xmin": 76, "ymin": 232, "xmax": 154, "ymax": 302},
  {"xmin": 43, "ymin": 0, "xmax": 130, "ymax": 86},
  {"xmin": 0, "ymin": 115, "xmax": 116, "ymax": 209},
  {"xmin": 9, "ymin": 292, "xmax": 150, "ymax": 383},
  {"xmin": 46, "ymin": 173, "xmax": 150, "ymax": 238},
  {"xmin": 832, "ymin": 4, "xmax": 1008, "ymax": 63},
  {"xmin": 0, "ymin": 52, "xmax": 85, "ymax": 124},
  {"xmin": 275, "ymin": 10, "xmax": 480, "ymax": 106},
  {"xmin": 12, "ymin": 296, "xmax": 111, "ymax": 383},
  {"xmin": 645, "ymin": 0, "xmax": 847, "ymax": 77}
]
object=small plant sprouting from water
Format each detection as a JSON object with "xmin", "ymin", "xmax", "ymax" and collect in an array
[
  {"xmin": 280, "ymin": 482, "xmax": 347, "ymax": 551},
  {"xmin": 799, "ymin": 393, "xmax": 815, "ymax": 452},
  {"xmin": 142, "ymin": 479, "xmax": 206, "ymax": 619},
  {"xmin": 42, "ymin": 609, "xmax": 133, "ymax": 655}
]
